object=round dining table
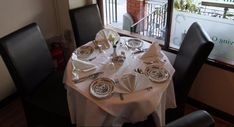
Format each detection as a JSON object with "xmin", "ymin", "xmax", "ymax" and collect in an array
[{"xmin": 63, "ymin": 36, "xmax": 176, "ymax": 127}]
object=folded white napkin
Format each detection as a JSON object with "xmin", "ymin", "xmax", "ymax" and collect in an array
[
  {"xmin": 95, "ymin": 29, "xmax": 120, "ymax": 49},
  {"xmin": 114, "ymin": 74, "xmax": 152, "ymax": 94},
  {"xmin": 141, "ymin": 42, "xmax": 162, "ymax": 61},
  {"xmin": 71, "ymin": 53, "xmax": 96, "ymax": 72}
]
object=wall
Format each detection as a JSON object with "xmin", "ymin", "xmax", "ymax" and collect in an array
[
  {"xmin": 0, "ymin": 0, "xmax": 58, "ymax": 39},
  {"xmin": 0, "ymin": 57, "xmax": 15, "ymax": 101},
  {"xmin": 189, "ymin": 64, "xmax": 234, "ymax": 115},
  {"xmin": 166, "ymin": 49, "xmax": 234, "ymax": 115},
  {"xmin": 0, "ymin": 0, "xmax": 59, "ymax": 101}
]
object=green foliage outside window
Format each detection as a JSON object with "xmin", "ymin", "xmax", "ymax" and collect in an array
[{"xmin": 174, "ymin": 0, "xmax": 200, "ymax": 13}]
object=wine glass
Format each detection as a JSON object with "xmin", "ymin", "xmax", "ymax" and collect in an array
[{"xmin": 127, "ymin": 38, "xmax": 143, "ymax": 59}]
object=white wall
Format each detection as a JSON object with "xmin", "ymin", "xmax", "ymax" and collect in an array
[
  {"xmin": 0, "ymin": 0, "xmax": 58, "ymax": 39},
  {"xmin": 0, "ymin": 0, "xmax": 59, "ymax": 101}
]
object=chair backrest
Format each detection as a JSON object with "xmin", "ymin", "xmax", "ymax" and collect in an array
[
  {"xmin": 0, "ymin": 23, "xmax": 55, "ymax": 96},
  {"xmin": 69, "ymin": 4, "xmax": 104, "ymax": 47},
  {"xmin": 173, "ymin": 22, "xmax": 214, "ymax": 108},
  {"xmin": 166, "ymin": 110, "xmax": 215, "ymax": 127},
  {"xmin": 123, "ymin": 13, "xmax": 134, "ymax": 31}
]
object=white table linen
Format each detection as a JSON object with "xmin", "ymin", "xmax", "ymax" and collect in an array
[{"xmin": 63, "ymin": 37, "xmax": 176, "ymax": 127}]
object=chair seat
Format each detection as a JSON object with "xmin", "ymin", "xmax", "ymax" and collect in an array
[
  {"xmin": 23, "ymin": 71, "xmax": 71, "ymax": 127},
  {"xmin": 25, "ymin": 71, "xmax": 69, "ymax": 118}
]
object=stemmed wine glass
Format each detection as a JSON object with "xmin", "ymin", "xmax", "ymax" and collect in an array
[{"xmin": 126, "ymin": 38, "xmax": 143, "ymax": 59}]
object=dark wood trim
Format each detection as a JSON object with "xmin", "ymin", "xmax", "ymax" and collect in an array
[
  {"xmin": 164, "ymin": 0, "xmax": 174, "ymax": 50},
  {"xmin": 206, "ymin": 59, "xmax": 234, "ymax": 72},
  {"xmin": 105, "ymin": 25, "xmax": 160, "ymax": 43},
  {"xmin": 187, "ymin": 97, "xmax": 234, "ymax": 124},
  {"xmin": 97, "ymin": 0, "xmax": 104, "ymax": 22}
]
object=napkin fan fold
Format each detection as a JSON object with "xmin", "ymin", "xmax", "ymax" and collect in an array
[
  {"xmin": 71, "ymin": 53, "xmax": 96, "ymax": 72},
  {"xmin": 141, "ymin": 42, "xmax": 162, "ymax": 61}
]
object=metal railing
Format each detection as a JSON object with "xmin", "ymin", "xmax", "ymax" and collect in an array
[
  {"xmin": 200, "ymin": 2, "xmax": 234, "ymax": 19},
  {"xmin": 103, "ymin": 0, "xmax": 118, "ymax": 25},
  {"xmin": 130, "ymin": 0, "xmax": 168, "ymax": 40}
]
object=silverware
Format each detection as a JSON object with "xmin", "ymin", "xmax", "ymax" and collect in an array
[
  {"xmin": 145, "ymin": 87, "xmax": 153, "ymax": 91},
  {"xmin": 133, "ymin": 48, "xmax": 147, "ymax": 54},
  {"xmin": 88, "ymin": 57, "xmax": 96, "ymax": 61},
  {"xmin": 73, "ymin": 72, "xmax": 104, "ymax": 83},
  {"xmin": 134, "ymin": 68, "xmax": 144, "ymax": 74},
  {"xmin": 133, "ymin": 50, "xmax": 144, "ymax": 54}
]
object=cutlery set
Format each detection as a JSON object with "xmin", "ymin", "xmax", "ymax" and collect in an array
[
  {"xmin": 132, "ymin": 48, "xmax": 148, "ymax": 54},
  {"xmin": 134, "ymin": 68, "xmax": 144, "ymax": 74},
  {"xmin": 73, "ymin": 72, "xmax": 104, "ymax": 83}
]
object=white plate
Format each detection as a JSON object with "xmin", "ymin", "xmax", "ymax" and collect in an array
[
  {"xmin": 76, "ymin": 46, "xmax": 93, "ymax": 59},
  {"xmin": 145, "ymin": 65, "xmax": 169, "ymax": 83},
  {"xmin": 95, "ymin": 29, "xmax": 120, "ymax": 46},
  {"xmin": 126, "ymin": 38, "xmax": 143, "ymax": 49},
  {"xmin": 90, "ymin": 78, "xmax": 114, "ymax": 99}
]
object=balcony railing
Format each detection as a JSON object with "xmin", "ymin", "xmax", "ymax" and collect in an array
[
  {"xmin": 131, "ymin": 0, "xmax": 168, "ymax": 40},
  {"xmin": 103, "ymin": 0, "xmax": 118, "ymax": 25}
]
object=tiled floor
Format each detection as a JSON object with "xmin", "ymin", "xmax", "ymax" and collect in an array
[{"xmin": 0, "ymin": 96, "xmax": 233, "ymax": 127}]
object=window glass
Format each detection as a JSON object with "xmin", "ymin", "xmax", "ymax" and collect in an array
[
  {"xmin": 102, "ymin": 0, "xmax": 168, "ymax": 45},
  {"xmin": 170, "ymin": 0, "xmax": 234, "ymax": 64}
]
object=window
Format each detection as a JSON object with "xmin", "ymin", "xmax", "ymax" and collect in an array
[
  {"xmin": 100, "ymin": 0, "xmax": 168, "ymax": 45},
  {"xmin": 98, "ymin": 0, "xmax": 234, "ymax": 68},
  {"xmin": 171, "ymin": 0, "xmax": 234, "ymax": 65}
]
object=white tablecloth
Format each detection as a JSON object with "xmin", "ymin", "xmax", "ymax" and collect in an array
[{"xmin": 63, "ymin": 37, "xmax": 176, "ymax": 127}]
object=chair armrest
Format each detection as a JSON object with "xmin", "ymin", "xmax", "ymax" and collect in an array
[{"xmin": 166, "ymin": 110, "xmax": 215, "ymax": 127}]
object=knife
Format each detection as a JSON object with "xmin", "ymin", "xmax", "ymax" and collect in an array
[
  {"xmin": 133, "ymin": 48, "xmax": 148, "ymax": 54},
  {"xmin": 133, "ymin": 50, "xmax": 145, "ymax": 54},
  {"xmin": 73, "ymin": 72, "xmax": 104, "ymax": 83}
]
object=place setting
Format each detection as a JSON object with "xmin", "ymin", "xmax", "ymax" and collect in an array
[
  {"xmin": 139, "ymin": 42, "xmax": 166, "ymax": 65},
  {"xmin": 71, "ymin": 43, "xmax": 102, "ymax": 82},
  {"xmin": 88, "ymin": 73, "xmax": 154, "ymax": 100},
  {"xmin": 133, "ymin": 42, "xmax": 170, "ymax": 83}
]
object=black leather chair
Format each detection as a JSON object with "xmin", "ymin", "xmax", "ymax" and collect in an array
[
  {"xmin": 123, "ymin": 110, "xmax": 215, "ymax": 127},
  {"xmin": 0, "ymin": 23, "xmax": 71, "ymax": 127},
  {"xmin": 166, "ymin": 22, "xmax": 214, "ymax": 122},
  {"xmin": 69, "ymin": 4, "xmax": 104, "ymax": 47},
  {"xmin": 166, "ymin": 110, "xmax": 215, "ymax": 127}
]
